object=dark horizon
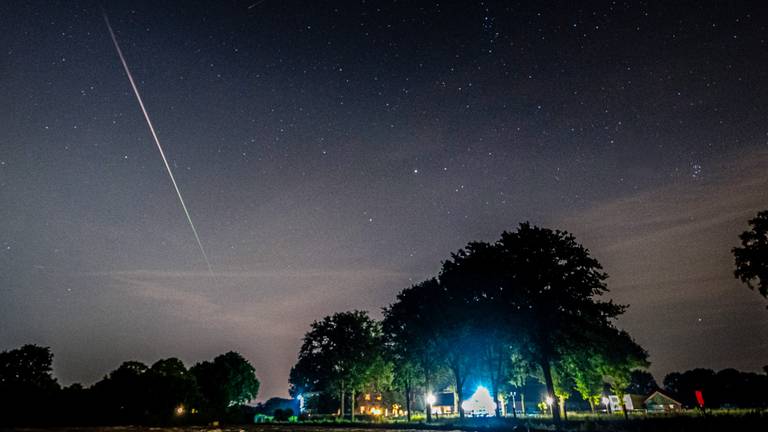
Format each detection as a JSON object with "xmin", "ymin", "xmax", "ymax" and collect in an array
[{"xmin": 1, "ymin": 0, "xmax": 767, "ymax": 401}]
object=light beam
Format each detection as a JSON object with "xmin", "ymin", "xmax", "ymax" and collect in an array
[{"xmin": 103, "ymin": 10, "xmax": 214, "ymax": 278}]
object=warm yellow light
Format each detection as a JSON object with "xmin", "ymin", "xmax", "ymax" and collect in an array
[
  {"xmin": 370, "ymin": 407, "xmax": 383, "ymax": 416},
  {"xmin": 175, "ymin": 405, "xmax": 185, "ymax": 415}
]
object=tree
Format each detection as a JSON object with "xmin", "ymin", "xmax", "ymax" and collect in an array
[
  {"xmin": 384, "ymin": 342, "xmax": 421, "ymax": 422},
  {"xmin": 91, "ymin": 360, "xmax": 151, "ymax": 423},
  {"xmin": 507, "ymin": 351, "xmax": 537, "ymax": 417},
  {"xmin": 382, "ymin": 279, "xmax": 445, "ymax": 422},
  {"xmin": 563, "ymin": 350, "xmax": 604, "ymax": 413},
  {"xmin": 599, "ymin": 329, "xmax": 649, "ymax": 419},
  {"xmin": 384, "ymin": 223, "xmax": 642, "ymax": 424},
  {"xmin": 626, "ymin": 370, "xmax": 658, "ymax": 395},
  {"xmin": 733, "ymin": 210, "xmax": 768, "ymax": 303},
  {"xmin": 552, "ymin": 363, "xmax": 574, "ymax": 420},
  {"xmin": 439, "ymin": 241, "xmax": 519, "ymax": 418},
  {"xmin": 0, "ymin": 344, "xmax": 60, "ymax": 425},
  {"xmin": 145, "ymin": 358, "xmax": 201, "ymax": 421},
  {"xmin": 290, "ymin": 310, "xmax": 388, "ymax": 420},
  {"xmin": 191, "ymin": 351, "xmax": 259, "ymax": 417},
  {"xmin": 661, "ymin": 368, "xmax": 768, "ymax": 409},
  {"xmin": 494, "ymin": 223, "xmax": 625, "ymax": 423}
]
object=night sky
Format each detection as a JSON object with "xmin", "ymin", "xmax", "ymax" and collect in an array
[{"xmin": 1, "ymin": 1, "xmax": 767, "ymax": 400}]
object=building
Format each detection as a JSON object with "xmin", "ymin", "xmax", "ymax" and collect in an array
[
  {"xmin": 644, "ymin": 390, "xmax": 682, "ymax": 412},
  {"xmin": 356, "ymin": 391, "xmax": 405, "ymax": 417},
  {"xmin": 431, "ymin": 392, "xmax": 456, "ymax": 416}
]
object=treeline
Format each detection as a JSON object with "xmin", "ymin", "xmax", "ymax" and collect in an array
[
  {"xmin": 664, "ymin": 368, "xmax": 768, "ymax": 409},
  {"xmin": 289, "ymin": 223, "xmax": 768, "ymax": 422},
  {"xmin": 0, "ymin": 344, "xmax": 260, "ymax": 426}
]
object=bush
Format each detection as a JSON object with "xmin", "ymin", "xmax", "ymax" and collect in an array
[{"xmin": 274, "ymin": 408, "xmax": 295, "ymax": 421}]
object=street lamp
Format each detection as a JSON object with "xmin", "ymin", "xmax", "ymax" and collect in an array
[
  {"xmin": 426, "ymin": 393, "xmax": 436, "ymax": 417},
  {"xmin": 545, "ymin": 396, "xmax": 553, "ymax": 417}
]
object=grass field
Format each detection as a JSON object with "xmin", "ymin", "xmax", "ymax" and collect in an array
[{"xmin": 6, "ymin": 411, "xmax": 768, "ymax": 432}]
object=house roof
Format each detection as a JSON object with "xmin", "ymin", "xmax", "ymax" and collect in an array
[{"xmin": 644, "ymin": 390, "xmax": 682, "ymax": 405}]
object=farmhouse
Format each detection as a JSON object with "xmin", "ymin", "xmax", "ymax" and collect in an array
[{"xmin": 644, "ymin": 390, "xmax": 682, "ymax": 412}]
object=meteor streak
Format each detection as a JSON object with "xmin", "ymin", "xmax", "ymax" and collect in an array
[{"xmin": 103, "ymin": 10, "xmax": 214, "ymax": 278}]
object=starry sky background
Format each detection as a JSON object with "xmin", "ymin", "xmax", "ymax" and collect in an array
[{"xmin": 1, "ymin": 0, "xmax": 767, "ymax": 399}]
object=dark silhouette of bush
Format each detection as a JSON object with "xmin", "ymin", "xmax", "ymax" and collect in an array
[{"xmin": 273, "ymin": 407, "xmax": 295, "ymax": 421}]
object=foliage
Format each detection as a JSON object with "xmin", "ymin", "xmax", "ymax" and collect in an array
[
  {"xmin": 664, "ymin": 367, "xmax": 768, "ymax": 408},
  {"xmin": 382, "ymin": 278, "xmax": 445, "ymax": 421},
  {"xmin": 626, "ymin": 370, "xmax": 659, "ymax": 395},
  {"xmin": 289, "ymin": 310, "xmax": 390, "ymax": 418},
  {"xmin": 733, "ymin": 210, "xmax": 768, "ymax": 301},
  {"xmin": 493, "ymin": 223, "xmax": 625, "ymax": 422},
  {"xmin": 0, "ymin": 344, "xmax": 59, "ymax": 425},
  {"xmin": 191, "ymin": 351, "xmax": 260, "ymax": 416},
  {"xmin": 273, "ymin": 407, "xmax": 294, "ymax": 421}
]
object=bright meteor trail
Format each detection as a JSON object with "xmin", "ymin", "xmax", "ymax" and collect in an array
[{"xmin": 103, "ymin": 11, "xmax": 215, "ymax": 277}]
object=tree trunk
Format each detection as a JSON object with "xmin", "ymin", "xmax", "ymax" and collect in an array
[
  {"xmin": 521, "ymin": 393, "xmax": 525, "ymax": 416},
  {"xmin": 451, "ymin": 358, "xmax": 466, "ymax": 419},
  {"xmin": 425, "ymin": 369, "xmax": 432, "ymax": 422},
  {"xmin": 620, "ymin": 399, "xmax": 629, "ymax": 420},
  {"xmin": 456, "ymin": 384, "xmax": 465, "ymax": 419},
  {"xmin": 588, "ymin": 399, "xmax": 595, "ymax": 414},
  {"xmin": 351, "ymin": 389, "xmax": 356, "ymax": 421},
  {"xmin": 540, "ymin": 359, "xmax": 561, "ymax": 423},
  {"xmin": 340, "ymin": 385, "xmax": 345, "ymax": 419},
  {"xmin": 560, "ymin": 397, "xmax": 567, "ymax": 420},
  {"xmin": 489, "ymin": 345, "xmax": 503, "ymax": 418},
  {"xmin": 405, "ymin": 378, "xmax": 412, "ymax": 422}
]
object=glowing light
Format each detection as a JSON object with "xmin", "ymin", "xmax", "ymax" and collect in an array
[
  {"xmin": 426, "ymin": 393, "xmax": 436, "ymax": 406},
  {"xmin": 461, "ymin": 386, "xmax": 497, "ymax": 417},
  {"xmin": 102, "ymin": 9, "xmax": 214, "ymax": 279},
  {"xmin": 175, "ymin": 405, "xmax": 185, "ymax": 416},
  {"xmin": 545, "ymin": 396, "xmax": 554, "ymax": 406}
]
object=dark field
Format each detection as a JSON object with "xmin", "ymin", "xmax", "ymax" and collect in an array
[{"xmin": 6, "ymin": 413, "xmax": 768, "ymax": 432}]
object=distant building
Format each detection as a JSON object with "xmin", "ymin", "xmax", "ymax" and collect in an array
[
  {"xmin": 356, "ymin": 391, "xmax": 405, "ymax": 417},
  {"xmin": 644, "ymin": 390, "xmax": 682, "ymax": 412},
  {"xmin": 431, "ymin": 392, "xmax": 456, "ymax": 415}
]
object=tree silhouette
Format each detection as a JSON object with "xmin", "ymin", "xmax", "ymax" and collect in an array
[
  {"xmin": 599, "ymin": 329, "xmax": 649, "ymax": 419},
  {"xmin": 733, "ymin": 210, "xmax": 768, "ymax": 303},
  {"xmin": 191, "ymin": 351, "xmax": 259, "ymax": 417},
  {"xmin": 626, "ymin": 370, "xmax": 659, "ymax": 395},
  {"xmin": 0, "ymin": 345, "xmax": 59, "ymax": 425},
  {"xmin": 91, "ymin": 361, "xmax": 151, "ymax": 423},
  {"xmin": 494, "ymin": 223, "xmax": 626, "ymax": 423},
  {"xmin": 146, "ymin": 358, "xmax": 201, "ymax": 421},
  {"xmin": 382, "ymin": 279, "xmax": 445, "ymax": 422}
]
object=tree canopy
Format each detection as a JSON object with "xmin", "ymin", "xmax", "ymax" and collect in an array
[
  {"xmin": 191, "ymin": 351, "xmax": 260, "ymax": 416},
  {"xmin": 733, "ymin": 210, "xmax": 768, "ymax": 302},
  {"xmin": 289, "ymin": 310, "xmax": 390, "ymax": 419},
  {"xmin": 381, "ymin": 223, "xmax": 645, "ymax": 422}
]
